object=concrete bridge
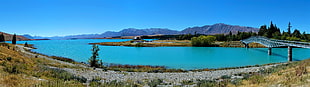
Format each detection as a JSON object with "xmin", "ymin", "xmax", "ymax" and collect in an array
[{"xmin": 241, "ymin": 36, "xmax": 310, "ymax": 61}]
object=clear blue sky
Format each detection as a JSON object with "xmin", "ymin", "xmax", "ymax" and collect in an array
[{"xmin": 0, "ymin": 0, "xmax": 309, "ymax": 37}]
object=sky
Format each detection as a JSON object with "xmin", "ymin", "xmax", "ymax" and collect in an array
[{"xmin": 0, "ymin": 0, "xmax": 309, "ymax": 37}]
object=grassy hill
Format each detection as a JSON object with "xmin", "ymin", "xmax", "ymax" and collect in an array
[
  {"xmin": 0, "ymin": 32, "xmax": 29, "ymax": 41},
  {"xmin": 0, "ymin": 43, "xmax": 85, "ymax": 87}
]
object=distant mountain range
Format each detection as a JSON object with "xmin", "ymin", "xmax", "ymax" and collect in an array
[{"xmin": 23, "ymin": 23, "xmax": 259, "ymax": 40}]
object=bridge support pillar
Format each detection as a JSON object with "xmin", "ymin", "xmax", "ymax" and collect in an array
[
  {"xmin": 245, "ymin": 44, "xmax": 249, "ymax": 48},
  {"xmin": 288, "ymin": 46, "xmax": 292, "ymax": 61},
  {"xmin": 268, "ymin": 47, "xmax": 272, "ymax": 55}
]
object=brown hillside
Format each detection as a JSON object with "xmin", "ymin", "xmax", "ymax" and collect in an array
[{"xmin": 0, "ymin": 32, "xmax": 29, "ymax": 41}]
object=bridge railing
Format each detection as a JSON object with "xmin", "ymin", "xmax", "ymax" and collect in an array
[{"xmin": 241, "ymin": 36, "xmax": 310, "ymax": 48}]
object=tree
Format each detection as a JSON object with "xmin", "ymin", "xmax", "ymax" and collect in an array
[
  {"xmin": 281, "ymin": 32, "xmax": 290, "ymax": 40},
  {"xmin": 88, "ymin": 44, "xmax": 103, "ymax": 68},
  {"xmin": 292, "ymin": 29, "xmax": 301, "ymax": 38},
  {"xmin": 272, "ymin": 31, "xmax": 281, "ymax": 39},
  {"xmin": 0, "ymin": 33, "xmax": 4, "ymax": 42},
  {"xmin": 191, "ymin": 36, "xmax": 216, "ymax": 47},
  {"xmin": 178, "ymin": 34, "xmax": 193, "ymax": 40},
  {"xmin": 301, "ymin": 31, "xmax": 308, "ymax": 40},
  {"xmin": 258, "ymin": 25, "xmax": 267, "ymax": 36},
  {"xmin": 288, "ymin": 22, "xmax": 292, "ymax": 35},
  {"xmin": 213, "ymin": 34, "xmax": 226, "ymax": 41},
  {"xmin": 12, "ymin": 34, "xmax": 16, "ymax": 44},
  {"xmin": 229, "ymin": 31, "xmax": 232, "ymax": 36},
  {"xmin": 24, "ymin": 42, "xmax": 29, "ymax": 47}
]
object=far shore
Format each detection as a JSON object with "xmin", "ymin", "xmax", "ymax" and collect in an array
[{"xmin": 90, "ymin": 39, "xmax": 269, "ymax": 48}]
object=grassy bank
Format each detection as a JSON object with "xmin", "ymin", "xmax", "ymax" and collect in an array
[
  {"xmin": 189, "ymin": 60, "xmax": 310, "ymax": 87},
  {"xmin": 0, "ymin": 43, "xmax": 86, "ymax": 86}
]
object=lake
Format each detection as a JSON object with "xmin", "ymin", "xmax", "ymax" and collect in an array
[{"xmin": 14, "ymin": 39, "xmax": 310, "ymax": 70}]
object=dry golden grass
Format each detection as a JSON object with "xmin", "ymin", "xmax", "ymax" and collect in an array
[
  {"xmin": 236, "ymin": 60, "xmax": 310, "ymax": 87},
  {"xmin": 0, "ymin": 43, "xmax": 85, "ymax": 86},
  {"xmin": 0, "ymin": 73, "xmax": 39, "ymax": 87}
]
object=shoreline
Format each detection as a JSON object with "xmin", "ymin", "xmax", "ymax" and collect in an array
[
  {"xmin": 90, "ymin": 40, "xmax": 192, "ymax": 47},
  {"xmin": 14, "ymin": 44, "xmax": 289, "ymax": 84},
  {"xmin": 11, "ymin": 43, "xmax": 301, "ymax": 86},
  {"xmin": 22, "ymin": 44, "xmax": 287, "ymax": 71},
  {"xmin": 90, "ymin": 40, "xmax": 270, "ymax": 48}
]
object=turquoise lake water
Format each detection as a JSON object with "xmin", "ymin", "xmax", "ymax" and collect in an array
[{"xmin": 14, "ymin": 39, "xmax": 310, "ymax": 70}]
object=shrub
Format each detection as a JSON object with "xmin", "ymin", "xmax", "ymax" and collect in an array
[
  {"xmin": 38, "ymin": 67, "xmax": 87, "ymax": 83},
  {"xmin": 24, "ymin": 42, "xmax": 29, "ymax": 47},
  {"xmin": 148, "ymin": 79, "xmax": 163, "ymax": 87},
  {"xmin": 89, "ymin": 80, "xmax": 138, "ymax": 87},
  {"xmin": 221, "ymin": 75, "xmax": 231, "ymax": 79},
  {"xmin": 191, "ymin": 35, "xmax": 216, "ymax": 47},
  {"xmin": 3, "ymin": 63, "xmax": 25, "ymax": 74},
  {"xmin": 196, "ymin": 80, "xmax": 217, "ymax": 87},
  {"xmin": 134, "ymin": 42, "xmax": 144, "ymax": 47},
  {"xmin": 6, "ymin": 57, "xmax": 12, "ymax": 61},
  {"xmin": 295, "ymin": 63, "xmax": 307, "ymax": 77}
]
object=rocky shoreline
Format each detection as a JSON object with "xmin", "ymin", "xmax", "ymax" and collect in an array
[{"xmin": 62, "ymin": 64, "xmax": 281, "ymax": 85}]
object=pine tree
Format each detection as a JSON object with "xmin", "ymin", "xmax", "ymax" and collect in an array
[
  {"xmin": 12, "ymin": 34, "xmax": 16, "ymax": 44},
  {"xmin": 0, "ymin": 33, "xmax": 4, "ymax": 42},
  {"xmin": 258, "ymin": 25, "xmax": 267, "ymax": 36},
  {"xmin": 288, "ymin": 22, "xmax": 292, "ymax": 35},
  {"xmin": 88, "ymin": 44, "xmax": 102, "ymax": 68},
  {"xmin": 301, "ymin": 31, "xmax": 308, "ymax": 40},
  {"xmin": 292, "ymin": 29, "xmax": 301, "ymax": 38}
]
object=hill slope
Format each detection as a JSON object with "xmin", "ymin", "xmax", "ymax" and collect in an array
[
  {"xmin": 181, "ymin": 23, "xmax": 259, "ymax": 35},
  {"xmin": 1, "ymin": 32, "xmax": 29, "ymax": 41}
]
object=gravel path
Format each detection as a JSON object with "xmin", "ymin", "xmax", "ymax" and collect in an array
[{"xmin": 15, "ymin": 44, "xmax": 281, "ymax": 85}]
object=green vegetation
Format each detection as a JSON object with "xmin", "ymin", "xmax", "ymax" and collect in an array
[
  {"xmin": 191, "ymin": 35, "xmax": 216, "ymax": 46},
  {"xmin": 24, "ymin": 42, "xmax": 28, "ymax": 47},
  {"xmin": 88, "ymin": 44, "xmax": 103, "ymax": 68},
  {"xmin": 12, "ymin": 34, "xmax": 16, "ymax": 44},
  {"xmin": 188, "ymin": 22, "xmax": 309, "ymax": 47},
  {"xmin": 177, "ymin": 34, "xmax": 198, "ymax": 40},
  {"xmin": 258, "ymin": 22, "xmax": 309, "ymax": 41},
  {"xmin": 134, "ymin": 42, "xmax": 144, "ymax": 47},
  {"xmin": 0, "ymin": 33, "xmax": 4, "ymax": 42}
]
